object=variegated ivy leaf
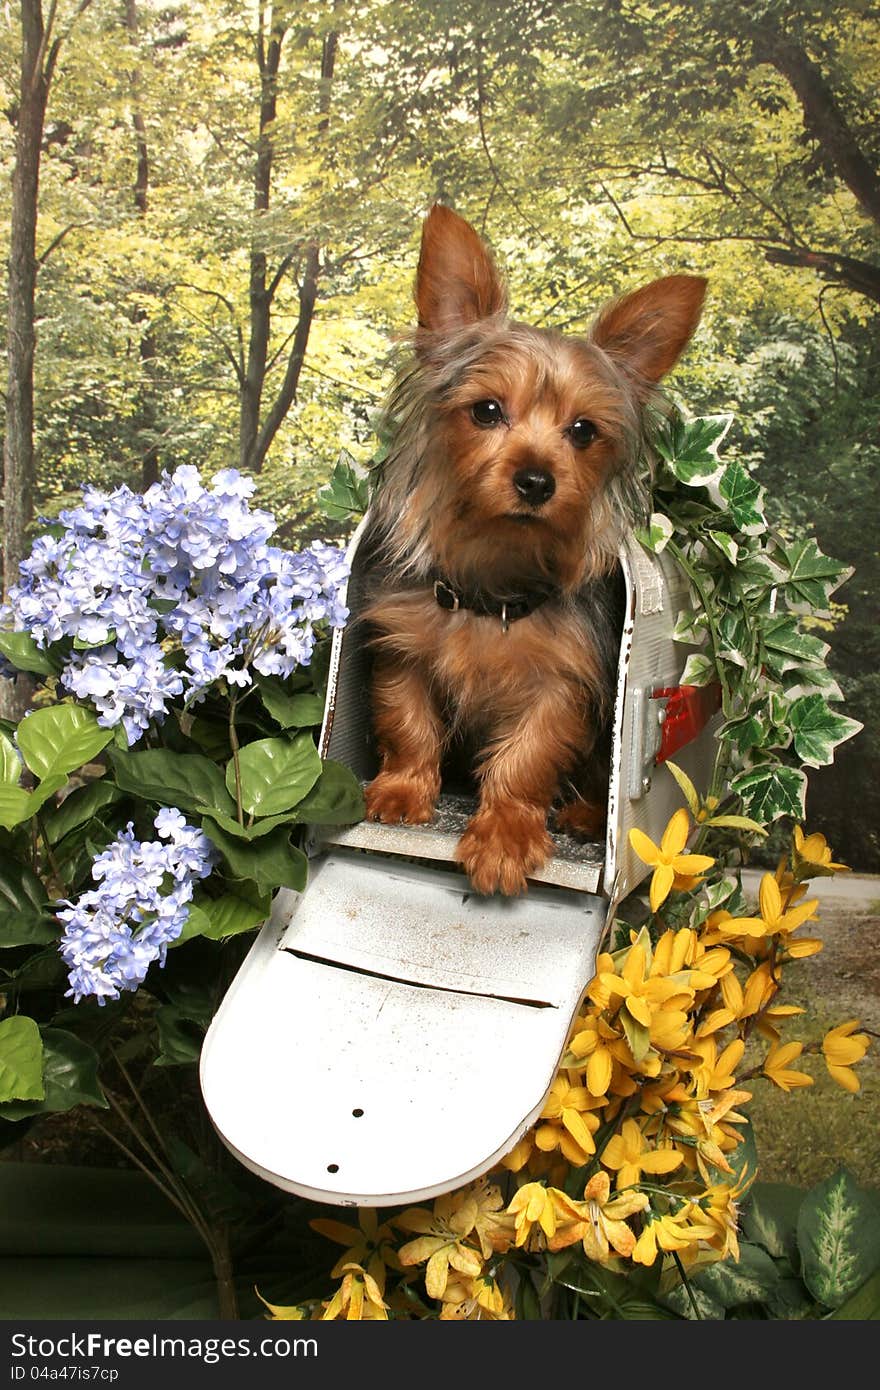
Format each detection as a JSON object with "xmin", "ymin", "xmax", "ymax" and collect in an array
[
  {"xmin": 317, "ymin": 449, "xmax": 370, "ymax": 522},
  {"xmin": 707, "ymin": 529, "xmax": 738, "ymax": 564},
  {"xmin": 634, "ymin": 512, "xmax": 674, "ymax": 554},
  {"xmin": 703, "ymin": 875, "xmax": 738, "ymax": 911},
  {"xmin": 781, "ymin": 665, "xmax": 844, "ymax": 703},
  {"xmin": 672, "ymin": 609, "xmax": 708, "ymax": 645},
  {"xmin": 719, "ymin": 714, "xmax": 764, "ymax": 757},
  {"xmin": 776, "ymin": 538, "xmax": 852, "ymax": 616},
  {"xmin": 731, "ymin": 764, "xmax": 807, "ymax": 823},
  {"xmin": 716, "ymin": 461, "xmax": 766, "ymax": 533},
  {"xmin": 797, "ymin": 1169, "xmax": 880, "ymax": 1310},
  {"xmin": 762, "ymin": 615, "xmax": 829, "ymax": 676},
  {"xmin": 654, "ymin": 412, "xmax": 732, "ymax": 485},
  {"xmin": 735, "ymin": 549, "xmax": 785, "ymax": 590},
  {"xmin": 716, "ymin": 610, "xmax": 751, "ymax": 668},
  {"xmin": 680, "ymin": 652, "xmax": 716, "ymax": 687},
  {"xmin": 788, "ymin": 694, "xmax": 863, "ymax": 768}
]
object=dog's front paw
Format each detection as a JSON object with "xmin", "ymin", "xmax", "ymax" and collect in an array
[
  {"xmin": 456, "ymin": 805, "xmax": 554, "ymax": 896},
  {"xmin": 553, "ymin": 799, "xmax": 607, "ymax": 841},
  {"xmin": 365, "ymin": 770, "xmax": 438, "ymax": 825}
]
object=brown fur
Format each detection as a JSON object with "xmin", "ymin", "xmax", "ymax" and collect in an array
[{"xmin": 363, "ymin": 205, "xmax": 706, "ymax": 895}]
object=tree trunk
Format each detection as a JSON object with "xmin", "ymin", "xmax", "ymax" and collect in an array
[
  {"xmin": 125, "ymin": 0, "xmax": 161, "ymax": 489},
  {"xmin": 753, "ymin": 25, "xmax": 880, "ymax": 232},
  {"xmin": 1, "ymin": 2, "xmax": 58, "ymax": 720},
  {"xmin": 239, "ymin": 9, "xmax": 339, "ymax": 474}
]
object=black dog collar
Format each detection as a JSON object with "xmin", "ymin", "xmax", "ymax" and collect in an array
[{"xmin": 432, "ymin": 576, "xmax": 555, "ymax": 632}]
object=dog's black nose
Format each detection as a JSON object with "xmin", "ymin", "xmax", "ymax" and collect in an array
[{"xmin": 513, "ymin": 467, "xmax": 556, "ymax": 507}]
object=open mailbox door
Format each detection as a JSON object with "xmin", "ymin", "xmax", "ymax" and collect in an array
[{"xmin": 199, "ymin": 521, "xmax": 719, "ymax": 1206}]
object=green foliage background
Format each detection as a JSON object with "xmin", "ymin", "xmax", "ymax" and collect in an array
[{"xmin": 2, "ymin": 0, "xmax": 878, "ymax": 863}]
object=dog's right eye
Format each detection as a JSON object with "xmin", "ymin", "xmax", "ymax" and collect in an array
[{"xmin": 470, "ymin": 399, "xmax": 504, "ymax": 427}]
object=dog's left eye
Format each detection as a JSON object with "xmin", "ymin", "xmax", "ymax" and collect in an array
[
  {"xmin": 471, "ymin": 399, "xmax": 505, "ymax": 427},
  {"xmin": 567, "ymin": 418, "xmax": 598, "ymax": 449}
]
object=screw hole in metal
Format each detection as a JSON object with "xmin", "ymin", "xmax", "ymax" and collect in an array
[
  {"xmin": 352, "ymin": 1108, "xmax": 364, "ymax": 1118},
  {"xmin": 327, "ymin": 1163, "xmax": 339, "ymax": 1173}
]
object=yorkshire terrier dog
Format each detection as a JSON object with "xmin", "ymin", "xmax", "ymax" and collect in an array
[{"xmin": 362, "ymin": 205, "xmax": 706, "ymax": 896}]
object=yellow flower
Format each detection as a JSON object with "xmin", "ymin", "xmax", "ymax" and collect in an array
[
  {"xmin": 507, "ymin": 1182, "xmax": 571, "ymax": 1249},
  {"xmin": 762, "ymin": 1040, "xmax": 814, "ymax": 1092},
  {"xmin": 563, "ymin": 1015, "xmax": 626, "ymax": 1097},
  {"xmin": 569, "ymin": 1172, "xmax": 650, "ymax": 1262},
  {"xmin": 822, "ymin": 1020, "xmax": 871, "ymax": 1093},
  {"xmin": 587, "ymin": 939, "xmax": 693, "ymax": 1053},
  {"xmin": 689, "ymin": 1037, "xmax": 745, "ymax": 1095},
  {"xmin": 631, "ymin": 1205, "xmax": 717, "ymax": 1265},
  {"xmin": 321, "ymin": 1262, "xmax": 388, "ymax": 1321},
  {"xmin": 717, "ymin": 872, "xmax": 818, "ymax": 941},
  {"xmin": 629, "ymin": 809, "xmax": 715, "ymax": 912},
  {"xmin": 792, "ymin": 825, "xmax": 849, "ymax": 878},
  {"xmin": 439, "ymin": 1272, "xmax": 514, "ymax": 1320},
  {"xmin": 601, "ymin": 1117, "xmax": 683, "ymax": 1189},
  {"xmin": 696, "ymin": 1175, "xmax": 752, "ymax": 1261},
  {"xmin": 310, "ymin": 1206, "xmax": 400, "ymax": 1292},
  {"xmin": 500, "ymin": 1134, "xmax": 534, "ymax": 1173},
  {"xmin": 397, "ymin": 1189, "xmax": 485, "ymax": 1299},
  {"xmin": 534, "ymin": 1076, "xmax": 602, "ymax": 1163}
]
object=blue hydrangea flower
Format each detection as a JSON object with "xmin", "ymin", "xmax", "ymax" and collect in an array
[
  {"xmin": 1, "ymin": 466, "xmax": 350, "ymax": 743},
  {"xmin": 58, "ymin": 811, "xmax": 218, "ymax": 1004}
]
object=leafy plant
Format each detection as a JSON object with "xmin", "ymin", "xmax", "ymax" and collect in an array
[
  {"xmin": 0, "ymin": 465, "xmax": 364, "ymax": 1316},
  {"xmin": 638, "ymin": 408, "xmax": 861, "ymax": 829}
]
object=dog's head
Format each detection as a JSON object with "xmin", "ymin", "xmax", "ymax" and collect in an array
[{"xmin": 374, "ymin": 205, "xmax": 706, "ymax": 593}]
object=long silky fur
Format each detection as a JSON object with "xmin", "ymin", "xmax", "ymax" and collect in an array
[{"xmin": 365, "ymin": 313, "xmax": 656, "ymax": 592}]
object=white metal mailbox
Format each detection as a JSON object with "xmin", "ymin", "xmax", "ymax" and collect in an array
[{"xmin": 200, "ymin": 518, "xmax": 718, "ymax": 1206}]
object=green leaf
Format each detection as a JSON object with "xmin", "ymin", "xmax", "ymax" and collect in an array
[
  {"xmin": 192, "ymin": 889, "xmax": 270, "ymax": 940},
  {"xmin": 692, "ymin": 1242, "xmax": 781, "ymax": 1310},
  {"xmin": 704, "ymin": 814, "xmax": 768, "ymax": 836},
  {"xmin": 620, "ymin": 1004, "xmax": 650, "ymax": 1062},
  {"xmin": 202, "ymin": 818, "xmax": 308, "ymax": 894},
  {"xmin": 0, "ymin": 1028, "xmax": 106, "ymax": 1119},
  {"xmin": 717, "ymin": 461, "xmax": 765, "ymax": 532},
  {"xmin": 110, "ymin": 748, "xmax": 237, "ymax": 818},
  {"xmin": 17, "ymin": 705, "xmax": 113, "ymax": 780},
  {"xmin": 204, "ymin": 808, "xmax": 298, "ymax": 840},
  {"xmin": 654, "ymin": 413, "xmax": 731, "ymax": 484},
  {"xmin": 679, "ymin": 653, "xmax": 716, "ymax": 687},
  {"xmin": 0, "ymin": 1017, "xmax": 44, "ymax": 1103},
  {"xmin": 797, "ymin": 1168, "xmax": 880, "ymax": 1309},
  {"xmin": 227, "ymin": 734, "xmax": 322, "ymax": 817},
  {"xmin": 731, "ymin": 764, "xmax": 807, "ymax": 823},
  {"xmin": 257, "ymin": 678, "xmax": 326, "ymax": 729},
  {"xmin": 317, "ymin": 450, "xmax": 370, "ymax": 522},
  {"xmin": 294, "ymin": 760, "xmax": 366, "ymax": 825},
  {"xmin": 742, "ymin": 1182, "xmax": 804, "ymax": 1261},
  {"xmin": 0, "ymin": 731, "xmax": 22, "ymax": 786},
  {"xmin": 154, "ymin": 1005, "xmax": 205, "ymax": 1067},
  {"xmin": 43, "ymin": 779, "xmax": 125, "ymax": 845},
  {"xmin": 0, "ymin": 630, "xmax": 57, "ymax": 676},
  {"xmin": 0, "ymin": 784, "xmax": 38, "ymax": 831},
  {"xmin": 762, "ymin": 616, "xmax": 828, "ymax": 675},
  {"xmin": 777, "ymin": 538, "xmax": 850, "ymax": 615},
  {"xmin": 707, "ymin": 529, "xmax": 738, "ymax": 564},
  {"xmin": 663, "ymin": 759, "xmax": 700, "ymax": 817},
  {"xmin": 719, "ymin": 714, "xmax": 763, "ymax": 757},
  {"xmin": 828, "ymin": 1268, "xmax": 880, "ymax": 1320},
  {"xmin": 635, "ymin": 512, "xmax": 674, "ymax": 554},
  {"xmin": 788, "ymin": 695, "xmax": 862, "ymax": 769},
  {"xmin": 0, "ymin": 858, "xmax": 53, "ymax": 949}
]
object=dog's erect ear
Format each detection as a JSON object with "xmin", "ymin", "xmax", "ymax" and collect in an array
[
  {"xmin": 590, "ymin": 275, "xmax": 707, "ymax": 385},
  {"xmin": 414, "ymin": 204, "xmax": 507, "ymax": 332}
]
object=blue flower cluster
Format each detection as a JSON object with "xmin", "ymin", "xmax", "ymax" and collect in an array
[
  {"xmin": 3, "ymin": 466, "xmax": 350, "ymax": 743},
  {"xmin": 58, "ymin": 809, "xmax": 217, "ymax": 1003}
]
